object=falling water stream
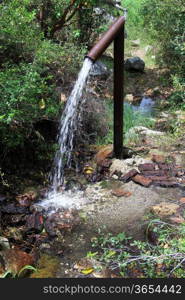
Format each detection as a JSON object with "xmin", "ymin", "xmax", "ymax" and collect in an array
[{"xmin": 39, "ymin": 58, "xmax": 93, "ymax": 211}]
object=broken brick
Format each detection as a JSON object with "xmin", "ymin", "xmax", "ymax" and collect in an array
[
  {"xmin": 138, "ymin": 163, "xmax": 157, "ymax": 172},
  {"xmin": 120, "ymin": 169, "xmax": 138, "ymax": 183},
  {"xmin": 132, "ymin": 175, "xmax": 152, "ymax": 187},
  {"xmin": 141, "ymin": 170, "xmax": 166, "ymax": 177},
  {"xmin": 111, "ymin": 188, "xmax": 132, "ymax": 197},
  {"xmin": 152, "ymin": 154, "xmax": 166, "ymax": 164}
]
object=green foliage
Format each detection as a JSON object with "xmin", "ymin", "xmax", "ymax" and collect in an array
[
  {"xmin": 0, "ymin": 0, "xmax": 86, "ymax": 152},
  {"xmin": 90, "ymin": 221, "xmax": 185, "ymax": 278},
  {"xmin": 96, "ymin": 100, "xmax": 155, "ymax": 145},
  {"xmin": 1, "ymin": 265, "xmax": 37, "ymax": 278},
  {"xmin": 141, "ymin": 0, "xmax": 185, "ymax": 107}
]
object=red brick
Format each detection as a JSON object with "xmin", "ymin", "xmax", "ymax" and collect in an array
[{"xmin": 132, "ymin": 175, "xmax": 152, "ymax": 187}]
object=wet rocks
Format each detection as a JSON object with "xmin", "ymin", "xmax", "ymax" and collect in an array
[
  {"xmin": 16, "ymin": 190, "xmax": 38, "ymax": 207},
  {"xmin": 2, "ymin": 249, "xmax": 34, "ymax": 275},
  {"xmin": 25, "ymin": 212, "xmax": 44, "ymax": 233},
  {"xmin": 89, "ymin": 60, "xmax": 110, "ymax": 79},
  {"xmin": 151, "ymin": 202, "xmax": 179, "ymax": 217},
  {"xmin": 125, "ymin": 57, "xmax": 145, "ymax": 72},
  {"xmin": 1, "ymin": 202, "xmax": 29, "ymax": 215},
  {"xmin": 44, "ymin": 209, "xmax": 81, "ymax": 237}
]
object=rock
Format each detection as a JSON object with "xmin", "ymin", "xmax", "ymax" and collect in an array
[
  {"xmin": 95, "ymin": 145, "xmax": 113, "ymax": 165},
  {"xmin": 2, "ymin": 249, "xmax": 34, "ymax": 275},
  {"xmin": 45, "ymin": 209, "xmax": 80, "ymax": 237},
  {"xmin": 3, "ymin": 227, "xmax": 23, "ymax": 241},
  {"xmin": 125, "ymin": 94, "xmax": 134, "ymax": 102},
  {"xmin": 180, "ymin": 197, "xmax": 185, "ymax": 204},
  {"xmin": 25, "ymin": 212, "xmax": 44, "ymax": 233},
  {"xmin": 120, "ymin": 169, "xmax": 138, "ymax": 183},
  {"xmin": 141, "ymin": 170, "xmax": 166, "ymax": 177},
  {"xmin": 138, "ymin": 163, "xmax": 157, "ymax": 172},
  {"xmin": 89, "ymin": 60, "xmax": 110, "ymax": 79},
  {"xmin": 110, "ymin": 157, "xmax": 152, "ymax": 176},
  {"xmin": 0, "ymin": 236, "xmax": 10, "ymax": 251},
  {"xmin": 151, "ymin": 202, "xmax": 179, "ymax": 217},
  {"xmin": 65, "ymin": 180, "xmax": 84, "ymax": 192},
  {"xmin": 1, "ymin": 202, "xmax": 29, "ymax": 214},
  {"xmin": 169, "ymin": 216, "xmax": 185, "ymax": 224},
  {"xmin": 0, "ymin": 195, "xmax": 7, "ymax": 203},
  {"xmin": 131, "ymin": 39, "xmax": 140, "ymax": 47},
  {"xmin": 152, "ymin": 154, "xmax": 166, "ymax": 164},
  {"xmin": 153, "ymin": 181, "xmax": 178, "ymax": 188},
  {"xmin": 16, "ymin": 189, "xmax": 38, "ymax": 207},
  {"xmin": 127, "ymin": 126, "xmax": 164, "ymax": 138},
  {"xmin": 132, "ymin": 175, "xmax": 152, "ymax": 187},
  {"xmin": 125, "ymin": 57, "xmax": 145, "ymax": 72},
  {"xmin": 111, "ymin": 188, "xmax": 132, "ymax": 197},
  {"xmin": 3, "ymin": 214, "xmax": 26, "ymax": 226}
]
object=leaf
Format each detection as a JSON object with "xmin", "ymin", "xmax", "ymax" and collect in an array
[
  {"xmin": 39, "ymin": 99, "xmax": 45, "ymax": 109},
  {"xmin": 0, "ymin": 115, "xmax": 5, "ymax": 121},
  {"xmin": 106, "ymin": 250, "xmax": 116, "ymax": 258},
  {"xmin": 86, "ymin": 251, "xmax": 98, "ymax": 258},
  {"xmin": 18, "ymin": 265, "xmax": 37, "ymax": 277},
  {"xmin": 81, "ymin": 268, "xmax": 94, "ymax": 275},
  {"xmin": 0, "ymin": 270, "xmax": 13, "ymax": 278}
]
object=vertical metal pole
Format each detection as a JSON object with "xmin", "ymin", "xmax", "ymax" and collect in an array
[{"xmin": 113, "ymin": 24, "xmax": 124, "ymax": 158}]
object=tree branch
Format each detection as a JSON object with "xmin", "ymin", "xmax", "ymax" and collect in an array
[{"xmin": 50, "ymin": 0, "xmax": 81, "ymax": 38}]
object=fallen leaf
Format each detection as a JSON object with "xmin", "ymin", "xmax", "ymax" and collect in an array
[{"xmin": 81, "ymin": 268, "xmax": 94, "ymax": 275}]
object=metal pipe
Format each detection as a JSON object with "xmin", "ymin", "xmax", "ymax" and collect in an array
[
  {"xmin": 113, "ymin": 26, "xmax": 124, "ymax": 158},
  {"xmin": 86, "ymin": 16, "xmax": 125, "ymax": 62}
]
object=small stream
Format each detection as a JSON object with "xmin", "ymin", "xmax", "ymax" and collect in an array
[{"xmin": 128, "ymin": 96, "xmax": 155, "ymax": 116}]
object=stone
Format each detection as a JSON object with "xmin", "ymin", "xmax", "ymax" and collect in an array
[
  {"xmin": 95, "ymin": 145, "xmax": 113, "ymax": 165},
  {"xmin": 0, "ymin": 236, "xmax": 10, "ymax": 250},
  {"xmin": 180, "ymin": 197, "xmax": 185, "ymax": 204},
  {"xmin": 25, "ymin": 212, "xmax": 44, "ymax": 233},
  {"xmin": 0, "ymin": 195, "xmax": 7, "ymax": 203},
  {"xmin": 3, "ymin": 227, "xmax": 23, "ymax": 241},
  {"xmin": 111, "ymin": 188, "xmax": 132, "ymax": 197},
  {"xmin": 153, "ymin": 181, "xmax": 178, "ymax": 188},
  {"xmin": 138, "ymin": 163, "xmax": 157, "ymax": 172},
  {"xmin": 132, "ymin": 175, "xmax": 152, "ymax": 187},
  {"xmin": 151, "ymin": 202, "xmax": 179, "ymax": 217},
  {"xmin": 89, "ymin": 60, "xmax": 110, "ymax": 79},
  {"xmin": 131, "ymin": 39, "xmax": 140, "ymax": 47},
  {"xmin": 2, "ymin": 249, "xmax": 34, "ymax": 275},
  {"xmin": 1, "ymin": 202, "xmax": 29, "ymax": 214},
  {"xmin": 169, "ymin": 216, "xmax": 185, "ymax": 224},
  {"xmin": 152, "ymin": 154, "xmax": 166, "ymax": 164},
  {"xmin": 125, "ymin": 94, "xmax": 134, "ymax": 102},
  {"xmin": 120, "ymin": 169, "xmax": 138, "ymax": 183},
  {"xmin": 141, "ymin": 170, "xmax": 166, "ymax": 177},
  {"xmin": 125, "ymin": 57, "xmax": 145, "ymax": 72},
  {"xmin": 45, "ymin": 209, "xmax": 81, "ymax": 237}
]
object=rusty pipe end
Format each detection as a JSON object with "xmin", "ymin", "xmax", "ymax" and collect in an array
[
  {"xmin": 84, "ymin": 55, "xmax": 96, "ymax": 63},
  {"xmin": 85, "ymin": 16, "xmax": 125, "ymax": 62}
]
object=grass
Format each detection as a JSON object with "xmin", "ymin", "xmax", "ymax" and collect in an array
[{"xmin": 96, "ymin": 99, "xmax": 155, "ymax": 145}]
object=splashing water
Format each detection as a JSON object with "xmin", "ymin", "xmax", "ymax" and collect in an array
[
  {"xmin": 50, "ymin": 58, "xmax": 93, "ymax": 193},
  {"xmin": 39, "ymin": 58, "xmax": 93, "ymax": 212}
]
